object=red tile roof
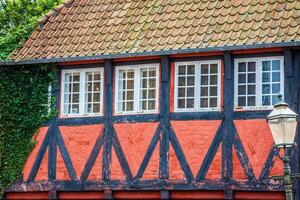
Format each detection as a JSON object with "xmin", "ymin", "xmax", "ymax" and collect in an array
[{"xmin": 8, "ymin": 0, "xmax": 300, "ymax": 63}]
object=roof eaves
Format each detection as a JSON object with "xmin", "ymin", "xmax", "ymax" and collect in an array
[{"xmin": 1, "ymin": 41, "xmax": 300, "ymax": 66}]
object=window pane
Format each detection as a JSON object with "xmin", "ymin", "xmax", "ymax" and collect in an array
[
  {"xmin": 178, "ymin": 77, "xmax": 185, "ymax": 86},
  {"xmin": 73, "ymin": 94, "xmax": 79, "ymax": 103},
  {"xmin": 262, "ymin": 96, "xmax": 270, "ymax": 106},
  {"xmin": 178, "ymin": 99, "xmax": 185, "ymax": 108},
  {"xmin": 238, "ymin": 62, "xmax": 246, "ymax": 72},
  {"xmin": 93, "ymin": 103, "xmax": 100, "ymax": 113},
  {"xmin": 262, "ymin": 61, "xmax": 270, "ymax": 71},
  {"xmin": 210, "ymin": 98, "xmax": 217, "ymax": 107},
  {"xmin": 148, "ymin": 100, "xmax": 155, "ymax": 110},
  {"xmin": 248, "ymin": 85, "xmax": 255, "ymax": 95},
  {"xmin": 272, "ymin": 72, "xmax": 280, "ymax": 82},
  {"xmin": 127, "ymin": 91, "xmax": 134, "ymax": 100},
  {"xmin": 272, "ymin": 95, "xmax": 279, "ymax": 105},
  {"xmin": 187, "ymin": 65, "xmax": 195, "ymax": 75},
  {"xmin": 148, "ymin": 89, "xmax": 155, "ymax": 99},
  {"xmin": 200, "ymin": 98, "xmax": 208, "ymax": 107},
  {"xmin": 149, "ymin": 79, "xmax": 156, "ymax": 88},
  {"xmin": 248, "ymin": 62, "xmax": 255, "ymax": 72},
  {"xmin": 201, "ymin": 87, "xmax": 208, "ymax": 96},
  {"xmin": 210, "ymin": 75, "xmax": 217, "ymax": 85},
  {"xmin": 248, "ymin": 73, "xmax": 255, "ymax": 83},
  {"xmin": 262, "ymin": 73, "xmax": 270, "ymax": 82},
  {"xmin": 238, "ymin": 74, "xmax": 246, "ymax": 83},
  {"xmin": 272, "ymin": 60, "xmax": 280, "ymax": 70},
  {"xmin": 201, "ymin": 76, "xmax": 208, "ymax": 85},
  {"xmin": 73, "ymin": 74, "xmax": 80, "ymax": 82},
  {"xmin": 178, "ymin": 88, "xmax": 185, "ymax": 97},
  {"xmin": 187, "ymin": 87, "xmax": 194, "ymax": 97},
  {"xmin": 71, "ymin": 104, "xmax": 79, "ymax": 114},
  {"xmin": 187, "ymin": 99, "xmax": 194, "ymax": 108},
  {"xmin": 94, "ymin": 82, "xmax": 100, "ymax": 91},
  {"xmin": 210, "ymin": 86, "xmax": 217, "ymax": 96},
  {"xmin": 179, "ymin": 65, "xmax": 186, "ymax": 75},
  {"xmin": 210, "ymin": 64, "xmax": 218, "ymax": 73},
  {"xmin": 127, "ymin": 102, "xmax": 134, "ymax": 111},
  {"xmin": 272, "ymin": 83, "xmax": 280, "ymax": 94},
  {"xmin": 93, "ymin": 93, "xmax": 100, "ymax": 102},
  {"xmin": 127, "ymin": 71, "xmax": 134, "ymax": 78},
  {"xmin": 94, "ymin": 73, "xmax": 100, "ymax": 81},
  {"xmin": 248, "ymin": 96, "xmax": 255, "ymax": 106},
  {"xmin": 238, "ymin": 85, "xmax": 246, "ymax": 95},
  {"xmin": 201, "ymin": 64, "xmax": 209, "ymax": 74},
  {"xmin": 238, "ymin": 97, "xmax": 246, "ymax": 106},
  {"xmin": 262, "ymin": 84, "xmax": 270, "ymax": 94},
  {"xmin": 73, "ymin": 83, "xmax": 80, "ymax": 92},
  {"xmin": 187, "ymin": 76, "xmax": 194, "ymax": 86}
]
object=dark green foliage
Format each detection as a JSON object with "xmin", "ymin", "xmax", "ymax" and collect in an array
[
  {"xmin": 0, "ymin": 0, "xmax": 63, "ymax": 60},
  {"xmin": 0, "ymin": 64, "xmax": 56, "ymax": 194}
]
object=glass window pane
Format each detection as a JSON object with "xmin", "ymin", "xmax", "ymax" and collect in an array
[
  {"xmin": 73, "ymin": 94, "xmax": 79, "ymax": 103},
  {"xmin": 73, "ymin": 83, "xmax": 80, "ymax": 92},
  {"xmin": 127, "ymin": 80, "xmax": 134, "ymax": 89},
  {"xmin": 272, "ymin": 60, "xmax": 280, "ymax": 70},
  {"xmin": 272, "ymin": 95, "xmax": 279, "ymax": 105},
  {"xmin": 71, "ymin": 104, "xmax": 79, "ymax": 114},
  {"xmin": 201, "ymin": 76, "xmax": 208, "ymax": 85},
  {"xmin": 187, "ymin": 88, "xmax": 194, "ymax": 97},
  {"xmin": 200, "ymin": 98, "xmax": 208, "ymax": 107},
  {"xmin": 238, "ymin": 74, "xmax": 246, "ymax": 83},
  {"xmin": 127, "ymin": 91, "xmax": 134, "ymax": 100},
  {"xmin": 127, "ymin": 101, "xmax": 134, "ymax": 111},
  {"xmin": 73, "ymin": 74, "xmax": 80, "ymax": 82},
  {"xmin": 127, "ymin": 71, "xmax": 134, "ymax": 78},
  {"xmin": 87, "ymin": 82, "xmax": 92, "ymax": 91},
  {"xmin": 178, "ymin": 77, "xmax": 185, "ymax": 86},
  {"xmin": 87, "ymin": 93, "xmax": 92, "ymax": 102},
  {"xmin": 248, "ymin": 85, "xmax": 255, "ymax": 95},
  {"xmin": 187, "ymin": 65, "xmax": 195, "ymax": 75},
  {"xmin": 94, "ymin": 73, "xmax": 100, "ymax": 81},
  {"xmin": 178, "ymin": 99, "xmax": 185, "ymax": 108},
  {"xmin": 238, "ymin": 97, "xmax": 246, "ymax": 107},
  {"xmin": 201, "ymin": 87, "xmax": 208, "ymax": 96},
  {"xmin": 210, "ymin": 75, "xmax": 217, "ymax": 85},
  {"xmin": 187, "ymin": 99, "xmax": 194, "ymax": 108},
  {"xmin": 262, "ymin": 72, "xmax": 270, "ymax": 82},
  {"xmin": 210, "ymin": 98, "xmax": 217, "ymax": 107},
  {"xmin": 149, "ymin": 79, "xmax": 156, "ymax": 88},
  {"xmin": 93, "ymin": 103, "xmax": 100, "ymax": 113},
  {"xmin": 148, "ymin": 89, "xmax": 155, "ymax": 99},
  {"xmin": 238, "ymin": 62, "xmax": 246, "ymax": 72},
  {"xmin": 93, "ymin": 93, "xmax": 100, "ymax": 102},
  {"xmin": 87, "ymin": 72, "xmax": 93, "ymax": 81},
  {"xmin": 210, "ymin": 86, "xmax": 217, "ymax": 96},
  {"xmin": 248, "ymin": 73, "xmax": 255, "ymax": 83},
  {"xmin": 94, "ymin": 82, "xmax": 100, "ymax": 91},
  {"xmin": 201, "ymin": 64, "xmax": 209, "ymax": 74},
  {"xmin": 210, "ymin": 64, "xmax": 218, "ymax": 73},
  {"xmin": 262, "ymin": 84, "xmax": 270, "ymax": 94},
  {"xmin": 187, "ymin": 76, "xmax": 194, "ymax": 86},
  {"xmin": 149, "ymin": 70, "xmax": 156, "ymax": 77},
  {"xmin": 248, "ymin": 62, "xmax": 256, "ymax": 72},
  {"xmin": 238, "ymin": 85, "xmax": 246, "ymax": 95},
  {"xmin": 148, "ymin": 100, "xmax": 155, "ymax": 110},
  {"xmin": 141, "ymin": 100, "xmax": 147, "ymax": 110},
  {"xmin": 179, "ymin": 65, "xmax": 186, "ymax": 75},
  {"xmin": 142, "ymin": 79, "xmax": 147, "ymax": 88},
  {"xmin": 178, "ymin": 88, "xmax": 185, "ymax": 97},
  {"xmin": 272, "ymin": 72, "xmax": 280, "ymax": 82},
  {"xmin": 262, "ymin": 96, "xmax": 270, "ymax": 106},
  {"xmin": 248, "ymin": 96, "xmax": 255, "ymax": 106},
  {"xmin": 262, "ymin": 61, "xmax": 270, "ymax": 71},
  {"xmin": 272, "ymin": 83, "xmax": 280, "ymax": 94}
]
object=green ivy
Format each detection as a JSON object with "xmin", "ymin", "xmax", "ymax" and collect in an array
[{"xmin": 0, "ymin": 64, "xmax": 57, "ymax": 195}]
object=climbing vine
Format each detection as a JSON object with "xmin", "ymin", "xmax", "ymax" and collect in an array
[{"xmin": 0, "ymin": 64, "xmax": 57, "ymax": 195}]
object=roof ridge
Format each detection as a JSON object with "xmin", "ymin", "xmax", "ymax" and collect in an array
[{"xmin": 37, "ymin": 0, "xmax": 75, "ymax": 28}]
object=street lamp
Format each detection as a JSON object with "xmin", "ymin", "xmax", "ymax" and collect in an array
[{"xmin": 267, "ymin": 94, "xmax": 298, "ymax": 200}]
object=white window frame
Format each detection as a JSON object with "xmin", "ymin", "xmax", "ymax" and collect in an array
[
  {"xmin": 174, "ymin": 60, "xmax": 222, "ymax": 112},
  {"xmin": 234, "ymin": 56, "xmax": 284, "ymax": 110},
  {"xmin": 61, "ymin": 67, "xmax": 104, "ymax": 117},
  {"xmin": 114, "ymin": 64, "xmax": 160, "ymax": 115}
]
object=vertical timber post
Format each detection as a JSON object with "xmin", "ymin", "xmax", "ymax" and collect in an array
[
  {"xmin": 295, "ymin": 51, "xmax": 300, "ymax": 200},
  {"xmin": 159, "ymin": 55, "xmax": 170, "ymax": 197},
  {"xmin": 103, "ymin": 59, "xmax": 114, "ymax": 180},
  {"xmin": 223, "ymin": 52, "xmax": 234, "ymax": 199}
]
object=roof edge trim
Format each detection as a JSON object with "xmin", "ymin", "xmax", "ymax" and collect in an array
[{"xmin": 2, "ymin": 41, "xmax": 300, "ymax": 66}]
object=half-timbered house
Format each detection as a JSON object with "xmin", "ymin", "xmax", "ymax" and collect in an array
[{"xmin": 3, "ymin": 0, "xmax": 300, "ymax": 199}]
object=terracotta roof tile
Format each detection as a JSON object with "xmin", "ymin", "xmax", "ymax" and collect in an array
[{"xmin": 9, "ymin": 0, "xmax": 300, "ymax": 62}]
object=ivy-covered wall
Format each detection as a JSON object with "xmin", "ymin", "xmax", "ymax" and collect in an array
[{"xmin": 0, "ymin": 64, "xmax": 56, "ymax": 194}]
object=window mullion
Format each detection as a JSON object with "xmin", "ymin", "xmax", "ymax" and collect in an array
[
  {"xmin": 195, "ymin": 63, "xmax": 201, "ymax": 110},
  {"xmin": 79, "ymin": 71, "xmax": 85, "ymax": 115},
  {"xmin": 135, "ymin": 67, "xmax": 140, "ymax": 113}
]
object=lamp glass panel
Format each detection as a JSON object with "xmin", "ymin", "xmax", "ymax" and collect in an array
[
  {"xmin": 283, "ymin": 117, "xmax": 297, "ymax": 145},
  {"xmin": 268, "ymin": 118, "xmax": 284, "ymax": 145}
]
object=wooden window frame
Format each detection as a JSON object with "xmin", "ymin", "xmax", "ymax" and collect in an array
[
  {"xmin": 61, "ymin": 67, "xmax": 104, "ymax": 117},
  {"xmin": 234, "ymin": 56, "xmax": 284, "ymax": 110},
  {"xmin": 114, "ymin": 63, "xmax": 160, "ymax": 115},
  {"xmin": 174, "ymin": 60, "xmax": 222, "ymax": 112}
]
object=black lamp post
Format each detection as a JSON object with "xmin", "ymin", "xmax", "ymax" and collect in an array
[{"xmin": 267, "ymin": 94, "xmax": 298, "ymax": 200}]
